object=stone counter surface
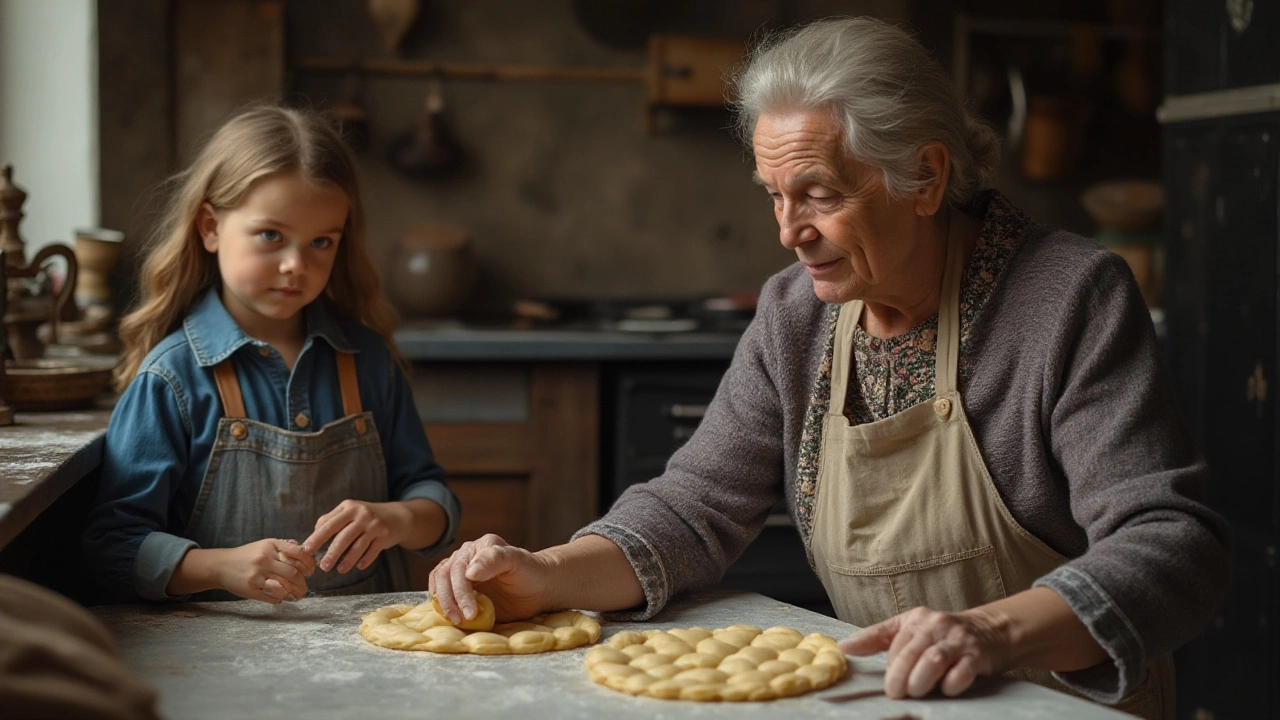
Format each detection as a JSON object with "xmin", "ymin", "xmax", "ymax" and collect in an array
[
  {"xmin": 0, "ymin": 408, "xmax": 110, "ymax": 549},
  {"xmin": 92, "ymin": 589, "xmax": 1128, "ymax": 720}
]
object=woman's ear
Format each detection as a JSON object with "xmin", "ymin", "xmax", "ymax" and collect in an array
[
  {"xmin": 196, "ymin": 203, "xmax": 220, "ymax": 252},
  {"xmin": 913, "ymin": 141, "xmax": 952, "ymax": 217}
]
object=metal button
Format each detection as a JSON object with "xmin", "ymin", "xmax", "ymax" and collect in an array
[
  {"xmin": 295, "ymin": 413, "xmax": 310, "ymax": 429},
  {"xmin": 934, "ymin": 398, "xmax": 951, "ymax": 419},
  {"xmin": 230, "ymin": 421, "xmax": 248, "ymax": 440},
  {"xmin": 354, "ymin": 418, "xmax": 368, "ymax": 435},
  {"xmin": 258, "ymin": 346, "xmax": 270, "ymax": 357}
]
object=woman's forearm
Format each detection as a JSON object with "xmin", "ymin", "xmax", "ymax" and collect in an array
[
  {"xmin": 536, "ymin": 534, "xmax": 645, "ymax": 613},
  {"xmin": 965, "ymin": 586, "xmax": 1108, "ymax": 672}
]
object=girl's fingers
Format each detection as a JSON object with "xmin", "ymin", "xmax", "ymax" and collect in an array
[
  {"xmin": 302, "ymin": 507, "xmax": 346, "ymax": 555},
  {"xmin": 319, "ymin": 523, "xmax": 361, "ymax": 572},
  {"xmin": 338, "ymin": 535, "xmax": 374, "ymax": 574},
  {"xmin": 355, "ymin": 540, "xmax": 384, "ymax": 571}
]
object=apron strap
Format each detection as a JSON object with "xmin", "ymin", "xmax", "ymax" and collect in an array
[
  {"xmin": 336, "ymin": 352, "xmax": 363, "ymax": 416},
  {"xmin": 211, "ymin": 360, "xmax": 246, "ymax": 419},
  {"xmin": 935, "ymin": 213, "xmax": 966, "ymax": 395}
]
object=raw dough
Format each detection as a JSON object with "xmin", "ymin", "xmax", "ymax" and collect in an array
[
  {"xmin": 359, "ymin": 594, "xmax": 602, "ymax": 655},
  {"xmin": 586, "ymin": 625, "xmax": 848, "ymax": 702}
]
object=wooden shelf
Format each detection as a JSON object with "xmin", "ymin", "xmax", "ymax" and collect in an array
[{"xmin": 291, "ymin": 55, "xmax": 647, "ymax": 84}]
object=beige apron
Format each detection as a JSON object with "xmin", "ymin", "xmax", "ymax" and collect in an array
[{"xmin": 808, "ymin": 215, "xmax": 1174, "ymax": 719}]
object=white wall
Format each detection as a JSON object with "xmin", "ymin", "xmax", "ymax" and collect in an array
[{"xmin": 0, "ymin": 0, "xmax": 98, "ymax": 259}]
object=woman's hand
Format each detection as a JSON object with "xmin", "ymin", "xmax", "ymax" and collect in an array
[
  {"xmin": 839, "ymin": 606, "xmax": 1012, "ymax": 699},
  {"xmin": 213, "ymin": 539, "xmax": 315, "ymax": 603},
  {"xmin": 302, "ymin": 500, "xmax": 406, "ymax": 574},
  {"xmin": 428, "ymin": 534, "xmax": 553, "ymax": 624}
]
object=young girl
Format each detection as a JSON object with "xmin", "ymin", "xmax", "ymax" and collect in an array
[{"xmin": 84, "ymin": 106, "xmax": 460, "ymax": 604}]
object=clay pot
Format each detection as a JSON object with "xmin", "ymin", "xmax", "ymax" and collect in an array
[{"xmin": 386, "ymin": 223, "xmax": 475, "ymax": 318}]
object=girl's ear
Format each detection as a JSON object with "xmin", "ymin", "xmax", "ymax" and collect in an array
[
  {"xmin": 913, "ymin": 141, "xmax": 952, "ymax": 217},
  {"xmin": 196, "ymin": 202, "xmax": 220, "ymax": 252}
]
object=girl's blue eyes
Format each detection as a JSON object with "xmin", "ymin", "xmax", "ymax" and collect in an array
[{"xmin": 255, "ymin": 230, "xmax": 337, "ymax": 249}]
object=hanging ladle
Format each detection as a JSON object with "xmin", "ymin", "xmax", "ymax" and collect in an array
[{"xmin": 387, "ymin": 77, "xmax": 462, "ymax": 179}]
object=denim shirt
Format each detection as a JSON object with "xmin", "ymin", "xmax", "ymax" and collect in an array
[{"xmin": 84, "ymin": 289, "xmax": 460, "ymax": 601}]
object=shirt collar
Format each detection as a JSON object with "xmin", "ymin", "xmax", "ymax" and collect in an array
[{"xmin": 183, "ymin": 288, "xmax": 357, "ymax": 367}]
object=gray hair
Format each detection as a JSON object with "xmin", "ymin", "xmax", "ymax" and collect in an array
[{"xmin": 730, "ymin": 17, "xmax": 1000, "ymax": 209}]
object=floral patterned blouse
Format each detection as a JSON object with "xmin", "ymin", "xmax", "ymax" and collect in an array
[{"xmin": 792, "ymin": 190, "xmax": 1031, "ymax": 551}]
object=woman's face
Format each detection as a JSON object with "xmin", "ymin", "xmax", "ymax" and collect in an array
[{"xmin": 752, "ymin": 110, "xmax": 930, "ymax": 305}]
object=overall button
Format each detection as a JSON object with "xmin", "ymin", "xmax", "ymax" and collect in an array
[
  {"xmin": 295, "ymin": 413, "xmax": 310, "ymax": 429},
  {"xmin": 934, "ymin": 398, "xmax": 952, "ymax": 419},
  {"xmin": 354, "ymin": 418, "xmax": 368, "ymax": 435},
  {"xmin": 230, "ymin": 421, "xmax": 248, "ymax": 440},
  {"xmin": 258, "ymin": 346, "xmax": 270, "ymax": 357}
]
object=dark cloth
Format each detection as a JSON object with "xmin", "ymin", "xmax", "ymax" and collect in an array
[{"xmin": 0, "ymin": 574, "xmax": 160, "ymax": 720}]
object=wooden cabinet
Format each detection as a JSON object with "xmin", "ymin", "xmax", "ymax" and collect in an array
[
  {"xmin": 1166, "ymin": 0, "xmax": 1280, "ymax": 95},
  {"xmin": 1163, "ymin": 115, "xmax": 1279, "ymax": 719},
  {"xmin": 405, "ymin": 362, "xmax": 599, "ymax": 588}
]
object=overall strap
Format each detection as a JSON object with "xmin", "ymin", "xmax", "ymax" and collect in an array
[
  {"xmin": 336, "ymin": 352, "xmax": 363, "ymax": 416},
  {"xmin": 211, "ymin": 360, "xmax": 246, "ymax": 418},
  {"xmin": 934, "ymin": 213, "xmax": 966, "ymax": 396}
]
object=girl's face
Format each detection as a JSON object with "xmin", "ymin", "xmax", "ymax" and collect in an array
[{"xmin": 198, "ymin": 171, "xmax": 348, "ymax": 342}]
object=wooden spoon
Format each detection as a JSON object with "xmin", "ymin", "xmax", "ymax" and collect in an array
[{"xmin": 367, "ymin": 0, "xmax": 419, "ymax": 54}]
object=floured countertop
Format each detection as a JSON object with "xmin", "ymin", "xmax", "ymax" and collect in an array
[
  {"xmin": 0, "ymin": 407, "xmax": 110, "ymax": 549},
  {"xmin": 92, "ymin": 589, "xmax": 1131, "ymax": 720}
]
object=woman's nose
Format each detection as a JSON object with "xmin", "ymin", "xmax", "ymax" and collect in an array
[{"xmin": 778, "ymin": 202, "xmax": 816, "ymax": 249}]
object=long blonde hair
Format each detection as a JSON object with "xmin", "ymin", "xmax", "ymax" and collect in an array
[{"xmin": 115, "ymin": 105, "xmax": 405, "ymax": 391}]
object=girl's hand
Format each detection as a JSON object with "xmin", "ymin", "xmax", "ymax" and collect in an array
[
  {"xmin": 302, "ymin": 500, "xmax": 404, "ymax": 574},
  {"xmin": 838, "ymin": 606, "xmax": 1011, "ymax": 699},
  {"xmin": 214, "ymin": 539, "xmax": 314, "ymax": 603},
  {"xmin": 428, "ymin": 534, "xmax": 553, "ymax": 624}
]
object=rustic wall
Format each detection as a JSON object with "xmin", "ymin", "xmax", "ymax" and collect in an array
[
  {"xmin": 99, "ymin": 0, "xmax": 908, "ymax": 313},
  {"xmin": 287, "ymin": 0, "xmax": 908, "ymax": 303}
]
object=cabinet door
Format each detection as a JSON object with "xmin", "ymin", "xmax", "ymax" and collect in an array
[{"xmin": 1203, "ymin": 121, "xmax": 1277, "ymax": 537}]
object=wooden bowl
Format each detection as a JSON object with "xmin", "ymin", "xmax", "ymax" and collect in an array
[
  {"xmin": 1080, "ymin": 180, "xmax": 1165, "ymax": 232},
  {"xmin": 5, "ymin": 357, "xmax": 116, "ymax": 411}
]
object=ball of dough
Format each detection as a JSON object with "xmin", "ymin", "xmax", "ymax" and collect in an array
[{"xmin": 430, "ymin": 592, "xmax": 496, "ymax": 632}]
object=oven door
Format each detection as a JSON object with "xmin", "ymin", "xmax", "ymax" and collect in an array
[{"xmin": 603, "ymin": 362, "xmax": 833, "ymax": 615}]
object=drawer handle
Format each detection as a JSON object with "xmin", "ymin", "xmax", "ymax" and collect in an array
[{"xmin": 668, "ymin": 403, "xmax": 708, "ymax": 420}]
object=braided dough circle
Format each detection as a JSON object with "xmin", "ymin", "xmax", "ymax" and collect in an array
[
  {"xmin": 359, "ymin": 594, "xmax": 602, "ymax": 655},
  {"xmin": 586, "ymin": 625, "xmax": 848, "ymax": 701}
]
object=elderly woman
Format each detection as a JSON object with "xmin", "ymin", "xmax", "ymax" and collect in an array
[{"xmin": 430, "ymin": 17, "xmax": 1228, "ymax": 718}]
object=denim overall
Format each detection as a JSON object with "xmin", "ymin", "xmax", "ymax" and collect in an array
[
  {"xmin": 809, "ymin": 217, "xmax": 1174, "ymax": 719},
  {"xmin": 185, "ymin": 351, "xmax": 410, "ymax": 598}
]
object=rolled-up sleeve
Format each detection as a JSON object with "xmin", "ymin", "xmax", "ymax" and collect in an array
[{"xmin": 380, "ymin": 352, "xmax": 459, "ymax": 556}]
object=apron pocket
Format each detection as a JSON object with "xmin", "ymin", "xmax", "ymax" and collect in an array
[{"xmin": 826, "ymin": 545, "xmax": 1007, "ymax": 622}]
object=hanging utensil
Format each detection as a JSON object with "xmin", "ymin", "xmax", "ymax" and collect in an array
[
  {"xmin": 367, "ymin": 0, "xmax": 419, "ymax": 55},
  {"xmin": 387, "ymin": 77, "xmax": 462, "ymax": 179}
]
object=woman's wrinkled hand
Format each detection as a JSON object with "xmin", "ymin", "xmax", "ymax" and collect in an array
[
  {"xmin": 302, "ymin": 499, "xmax": 404, "ymax": 575},
  {"xmin": 428, "ymin": 534, "xmax": 552, "ymax": 624},
  {"xmin": 215, "ymin": 539, "xmax": 314, "ymax": 604},
  {"xmin": 838, "ymin": 606, "xmax": 1012, "ymax": 699}
]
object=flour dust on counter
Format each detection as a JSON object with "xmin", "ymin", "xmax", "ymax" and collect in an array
[{"xmin": 90, "ymin": 590, "xmax": 1135, "ymax": 720}]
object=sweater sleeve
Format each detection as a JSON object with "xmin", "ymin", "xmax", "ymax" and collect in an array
[
  {"xmin": 573, "ymin": 275, "xmax": 792, "ymax": 620},
  {"xmin": 1033, "ymin": 250, "xmax": 1230, "ymax": 702}
]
